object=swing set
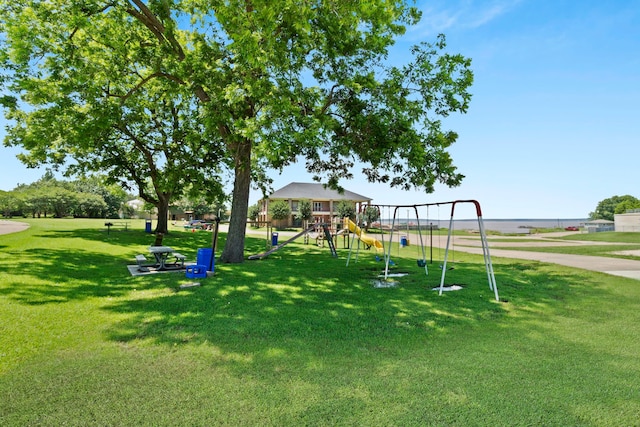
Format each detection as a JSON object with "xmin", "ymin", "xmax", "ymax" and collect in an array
[{"xmin": 346, "ymin": 199, "xmax": 499, "ymax": 301}]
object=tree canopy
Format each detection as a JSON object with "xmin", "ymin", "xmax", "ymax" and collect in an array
[
  {"xmin": 1, "ymin": 1, "xmax": 474, "ymax": 262},
  {"xmin": 298, "ymin": 199, "xmax": 313, "ymax": 223},
  {"xmin": 0, "ymin": 3, "xmax": 227, "ymax": 233},
  {"xmin": 334, "ymin": 200, "xmax": 356, "ymax": 220},
  {"xmin": 591, "ymin": 195, "xmax": 640, "ymax": 221}
]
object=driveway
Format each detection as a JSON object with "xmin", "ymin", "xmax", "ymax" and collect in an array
[
  {"xmin": 0, "ymin": 220, "xmax": 30, "ymax": 235},
  {"xmin": 446, "ymin": 232, "xmax": 640, "ymax": 280}
]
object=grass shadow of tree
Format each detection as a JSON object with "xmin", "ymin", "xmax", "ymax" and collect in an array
[
  {"xmin": 101, "ymin": 239, "xmax": 612, "ymax": 367},
  {"xmin": 0, "ymin": 227, "xmax": 221, "ymax": 304},
  {"xmin": 3, "ymin": 230, "xmax": 637, "ymax": 424},
  {"xmin": 0, "ymin": 247, "xmax": 171, "ymax": 304}
]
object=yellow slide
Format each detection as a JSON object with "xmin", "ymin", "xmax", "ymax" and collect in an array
[{"xmin": 344, "ymin": 218, "xmax": 384, "ymax": 252}]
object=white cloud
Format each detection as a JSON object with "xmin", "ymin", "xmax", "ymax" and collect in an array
[
  {"xmin": 415, "ymin": 6, "xmax": 462, "ymax": 34},
  {"xmin": 468, "ymin": 1, "xmax": 519, "ymax": 27},
  {"xmin": 407, "ymin": 0, "xmax": 522, "ymax": 38}
]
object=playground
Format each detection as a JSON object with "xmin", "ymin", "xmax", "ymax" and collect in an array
[
  {"xmin": 1, "ymin": 217, "xmax": 639, "ymax": 425},
  {"xmin": 247, "ymin": 200, "xmax": 500, "ymax": 301}
]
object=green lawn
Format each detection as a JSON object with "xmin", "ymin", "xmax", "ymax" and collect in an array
[
  {"xmin": 558, "ymin": 231, "xmax": 640, "ymax": 244},
  {"xmin": 1, "ymin": 219, "xmax": 639, "ymax": 425}
]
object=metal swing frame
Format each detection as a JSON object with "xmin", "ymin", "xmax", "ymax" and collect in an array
[
  {"xmin": 344, "ymin": 200, "xmax": 498, "ymax": 302},
  {"xmin": 367, "ymin": 200, "xmax": 499, "ymax": 301},
  {"xmin": 437, "ymin": 200, "xmax": 499, "ymax": 301}
]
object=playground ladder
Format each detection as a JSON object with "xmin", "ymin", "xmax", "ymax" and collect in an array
[{"xmin": 322, "ymin": 224, "xmax": 338, "ymax": 257}]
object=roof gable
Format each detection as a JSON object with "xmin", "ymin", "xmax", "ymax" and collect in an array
[{"xmin": 268, "ymin": 182, "xmax": 371, "ymax": 202}]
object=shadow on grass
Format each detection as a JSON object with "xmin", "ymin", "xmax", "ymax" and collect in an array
[
  {"xmin": 1, "ymin": 226, "xmax": 612, "ymax": 355},
  {"xmin": 3, "ymin": 224, "xmax": 638, "ymax": 425},
  {"xmin": 0, "ymin": 247, "xmax": 163, "ymax": 304},
  {"xmin": 0, "ymin": 227, "xmax": 219, "ymax": 305},
  {"xmin": 100, "ymin": 238, "xmax": 611, "ymax": 361}
]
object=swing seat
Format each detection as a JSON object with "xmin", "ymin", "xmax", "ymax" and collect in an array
[
  {"xmin": 417, "ymin": 259, "xmax": 426, "ymax": 267},
  {"xmin": 375, "ymin": 256, "xmax": 395, "ymax": 265}
]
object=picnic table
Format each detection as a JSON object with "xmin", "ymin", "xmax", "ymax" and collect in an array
[
  {"xmin": 146, "ymin": 246, "xmax": 186, "ymax": 271},
  {"xmin": 105, "ymin": 221, "xmax": 130, "ymax": 234}
]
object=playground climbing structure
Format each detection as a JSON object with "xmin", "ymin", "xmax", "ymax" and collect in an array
[{"xmin": 248, "ymin": 224, "xmax": 337, "ymax": 260}]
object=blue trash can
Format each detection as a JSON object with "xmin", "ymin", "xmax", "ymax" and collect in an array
[
  {"xmin": 271, "ymin": 232, "xmax": 279, "ymax": 246},
  {"xmin": 197, "ymin": 248, "xmax": 214, "ymax": 272},
  {"xmin": 400, "ymin": 236, "xmax": 408, "ymax": 247},
  {"xmin": 145, "ymin": 220, "xmax": 152, "ymax": 233}
]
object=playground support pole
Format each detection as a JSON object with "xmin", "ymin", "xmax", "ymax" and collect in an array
[
  {"xmin": 430, "ymin": 222, "xmax": 433, "ymax": 264},
  {"xmin": 346, "ymin": 211, "xmax": 364, "ymax": 266},
  {"xmin": 384, "ymin": 206, "xmax": 400, "ymax": 280},
  {"xmin": 437, "ymin": 200, "xmax": 499, "ymax": 302},
  {"xmin": 412, "ymin": 205, "xmax": 428, "ymax": 277},
  {"xmin": 210, "ymin": 216, "xmax": 221, "ymax": 271},
  {"xmin": 438, "ymin": 208, "xmax": 455, "ymax": 295},
  {"xmin": 477, "ymin": 216, "xmax": 499, "ymax": 301}
]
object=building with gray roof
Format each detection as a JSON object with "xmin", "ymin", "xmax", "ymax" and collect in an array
[{"xmin": 257, "ymin": 182, "xmax": 372, "ymax": 227}]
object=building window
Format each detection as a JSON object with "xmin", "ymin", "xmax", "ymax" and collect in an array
[
  {"xmin": 291, "ymin": 201, "xmax": 298, "ymax": 211},
  {"xmin": 313, "ymin": 202, "xmax": 323, "ymax": 211}
]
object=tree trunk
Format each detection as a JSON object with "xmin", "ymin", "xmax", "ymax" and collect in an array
[
  {"xmin": 220, "ymin": 140, "xmax": 251, "ymax": 263},
  {"xmin": 155, "ymin": 195, "xmax": 170, "ymax": 234}
]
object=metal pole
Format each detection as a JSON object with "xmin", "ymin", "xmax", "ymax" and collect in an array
[
  {"xmin": 439, "ymin": 205, "xmax": 455, "ymax": 295},
  {"xmin": 430, "ymin": 222, "xmax": 433, "ymax": 264},
  {"xmin": 210, "ymin": 216, "xmax": 220, "ymax": 271},
  {"xmin": 414, "ymin": 205, "xmax": 428, "ymax": 276},
  {"xmin": 477, "ymin": 216, "xmax": 499, "ymax": 301}
]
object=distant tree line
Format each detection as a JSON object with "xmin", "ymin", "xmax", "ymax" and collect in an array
[
  {"xmin": 0, "ymin": 171, "xmax": 130, "ymax": 219},
  {"xmin": 591, "ymin": 195, "xmax": 640, "ymax": 221},
  {"xmin": 0, "ymin": 171, "xmax": 228, "ymax": 221}
]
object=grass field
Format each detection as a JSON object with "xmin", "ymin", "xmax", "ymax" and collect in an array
[{"xmin": 1, "ymin": 218, "xmax": 639, "ymax": 425}]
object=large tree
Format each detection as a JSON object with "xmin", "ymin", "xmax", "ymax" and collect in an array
[
  {"xmin": 0, "ymin": 13, "xmax": 226, "ymax": 233},
  {"xmin": 1, "ymin": 0, "xmax": 473, "ymax": 263}
]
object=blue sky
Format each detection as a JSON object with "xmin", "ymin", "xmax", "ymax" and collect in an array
[
  {"xmin": 1, "ymin": 0, "xmax": 639, "ymax": 219},
  {"xmin": 249, "ymin": 0, "xmax": 640, "ymax": 219}
]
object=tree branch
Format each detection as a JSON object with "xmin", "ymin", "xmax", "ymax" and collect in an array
[
  {"xmin": 126, "ymin": 0, "xmax": 185, "ymax": 60},
  {"xmin": 320, "ymin": 85, "xmax": 338, "ymax": 115},
  {"xmin": 124, "ymin": 1, "xmax": 211, "ymax": 103},
  {"xmin": 104, "ymin": 72, "xmax": 186, "ymax": 102}
]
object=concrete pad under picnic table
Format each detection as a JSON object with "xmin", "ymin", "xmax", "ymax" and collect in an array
[{"xmin": 126, "ymin": 263, "xmax": 196, "ymax": 277}]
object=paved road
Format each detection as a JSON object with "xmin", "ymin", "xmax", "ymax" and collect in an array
[
  {"xmin": 455, "ymin": 243, "xmax": 640, "ymax": 280},
  {"xmin": 0, "ymin": 220, "xmax": 30, "ymax": 235},
  {"xmin": 444, "ymin": 233, "xmax": 640, "ymax": 281}
]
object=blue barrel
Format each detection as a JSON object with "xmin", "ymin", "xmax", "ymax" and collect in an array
[
  {"xmin": 145, "ymin": 220, "xmax": 152, "ymax": 233},
  {"xmin": 400, "ymin": 236, "xmax": 408, "ymax": 247},
  {"xmin": 197, "ymin": 248, "xmax": 214, "ymax": 271},
  {"xmin": 271, "ymin": 232, "xmax": 279, "ymax": 246}
]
